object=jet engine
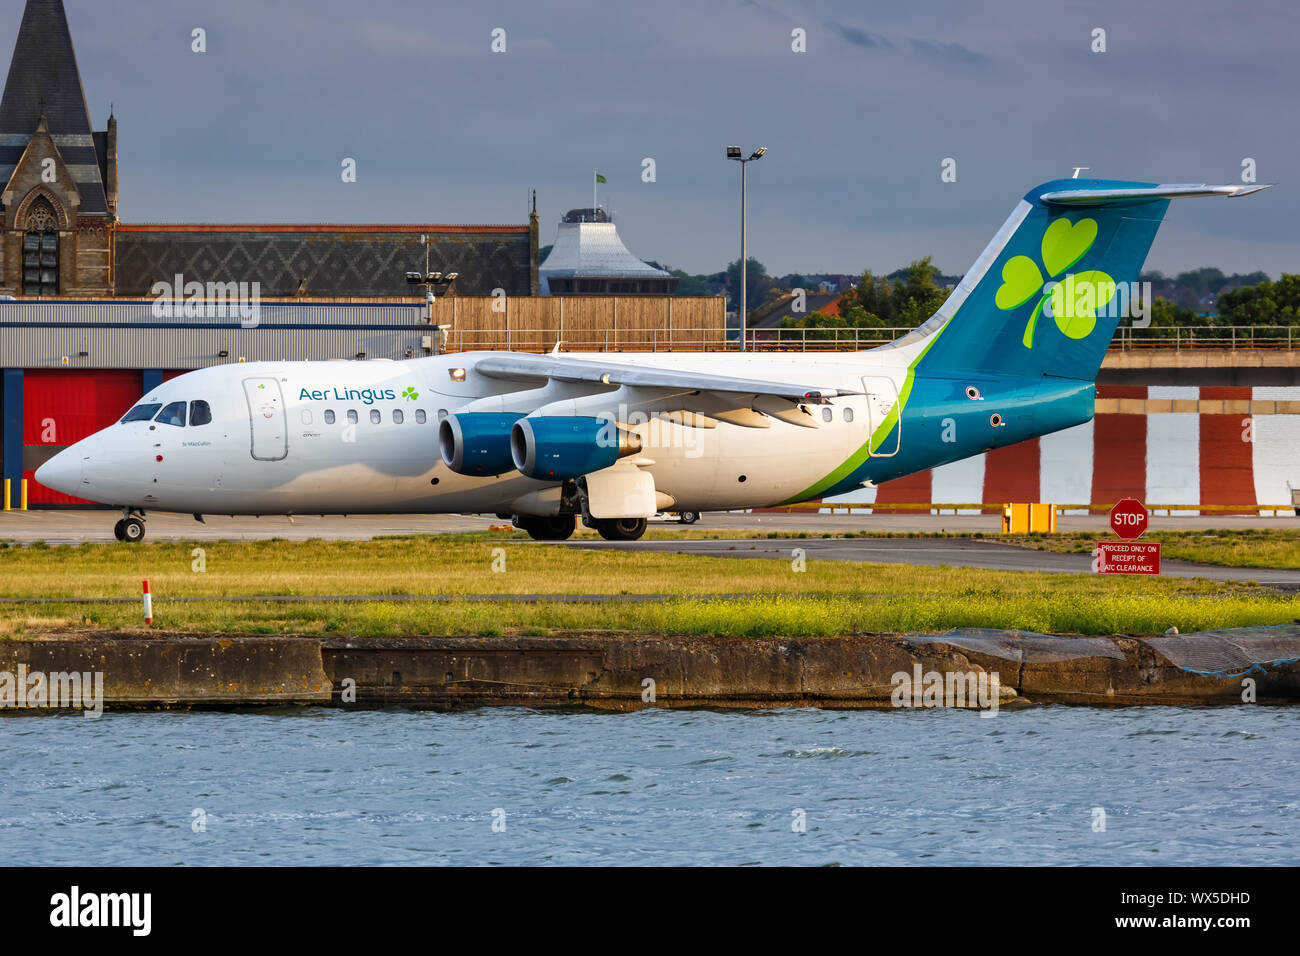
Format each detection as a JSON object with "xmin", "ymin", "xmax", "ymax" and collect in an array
[
  {"xmin": 510, "ymin": 416, "xmax": 641, "ymax": 480},
  {"xmin": 439, "ymin": 412, "xmax": 523, "ymax": 476}
]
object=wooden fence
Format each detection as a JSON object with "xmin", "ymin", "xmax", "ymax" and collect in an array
[{"xmin": 432, "ymin": 296, "xmax": 727, "ymax": 352}]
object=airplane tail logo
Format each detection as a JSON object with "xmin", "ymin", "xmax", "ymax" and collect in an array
[
  {"xmin": 994, "ymin": 214, "xmax": 1117, "ymax": 348},
  {"xmin": 912, "ymin": 179, "xmax": 1175, "ymax": 383}
]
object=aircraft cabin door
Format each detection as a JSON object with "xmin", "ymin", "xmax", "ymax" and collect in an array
[
  {"xmin": 861, "ymin": 375, "xmax": 901, "ymax": 457},
  {"xmin": 242, "ymin": 378, "xmax": 288, "ymax": 461}
]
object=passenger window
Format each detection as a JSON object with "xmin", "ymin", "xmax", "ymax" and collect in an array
[
  {"xmin": 155, "ymin": 401, "xmax": 187, "ymax": 427},
  {"xmin": 346, "ymin": 410, "xmax": 358, "ymax": 424},
  {"xmin": 415, "ymin": 409, "xmax": 427, "ymax": 424},
  {"xmin": 844, "ymin": 407, "xmax": 854, "ymax": 423},
  {"xmin": 300, "ymin": 409, "xmax": 312, "ymax": 425},
  {"xmin": 121, "ymin": 403, "xmax": 162, "ymax": 423},
  {"xmin": 393, "ymin": 409, "xmax": 404, "ymax": 424},
  {"xmin": 190, "ymin": 400, "xmax": 212, "ymax": 426},
  {"xmin": 438, "ymin": 409, "xmax": 448, "ymax": 421},
  {"xmin": 324, "ymin": 410, "xmax": 335, "ymax": 425},
  {"xmin": 369, "ymin": 409, "xmax": 381, "ymax": 424},
  {"xmin": 821, "ymin": 407, "xmax": 832, "ymax": 423}
]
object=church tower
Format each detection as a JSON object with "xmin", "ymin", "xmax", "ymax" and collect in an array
[{"xmin": 0, "ymin": 0, "xmax": 115, "ymax": 296}]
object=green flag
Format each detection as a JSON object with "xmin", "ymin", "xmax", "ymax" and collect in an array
[{"xmin": 595, "ymin": 173, "xmax": 607, "ymax": 183}]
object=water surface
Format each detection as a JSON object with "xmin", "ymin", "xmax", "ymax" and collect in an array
[{"xmin": 2, "ymin": 706, "xmax": 1295, "ymax": 865}]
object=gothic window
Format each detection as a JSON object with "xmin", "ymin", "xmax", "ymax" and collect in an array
[{"xmin": 23, "ymin": 196, "xmax": 59, "ymax": 296}]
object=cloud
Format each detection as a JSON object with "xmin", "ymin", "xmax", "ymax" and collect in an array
[
  {"xmin": 826, "ymin": 21, "xmax": 986, "ymax": 63},
  {"xmin": 741, "ymin": 0, "xmax": 788, "ymax": 20},
  {"xmin": 827, "ymin": 21, "xmax": 894, "ymax": 51},
  {"xmin": 906, "ymin": 36, "xmax": 988, "ymax": 64}
]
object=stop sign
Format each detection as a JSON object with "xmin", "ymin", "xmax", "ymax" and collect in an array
[{"xmin": 1110, "ymin": 498, "xmax": 1149, "ymax": 539}]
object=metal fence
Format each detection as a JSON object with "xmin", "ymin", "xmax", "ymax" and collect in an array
[
  {"xmin": 1110, "ymin": 326, "xmax": 1298, "ymax": 350},
  {"xmin": 741, "ymin": 325, "xmax": 1299, "ymax": 353}
]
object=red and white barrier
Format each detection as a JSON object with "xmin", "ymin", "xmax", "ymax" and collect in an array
[{"xmin": 823, "ymin": 385, "xmax": 1300, "ymax": 513}]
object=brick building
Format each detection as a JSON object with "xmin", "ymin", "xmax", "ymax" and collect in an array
[{"xmin": 0, "ymin": 0, "xmax": 536, "ymax": 299}]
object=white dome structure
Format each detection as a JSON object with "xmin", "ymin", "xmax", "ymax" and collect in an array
[{"xmin": 539, "ymin": 209, "xmax": 678, "ymax": 295}]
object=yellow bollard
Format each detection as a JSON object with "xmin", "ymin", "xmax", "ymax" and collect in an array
[
  {"xmin": 1003, "ymin": 503, "xmax": 1057, "ymax": 534},
  {"xmin": 2, "ymin": 478, "xmax": 9, "ymax": 511},
  {"xmin": 1028, "ymin": 502, "xmax": 1048, "ymax": 533},
  {"xmin": 20, "ymin": 478, "xmax": 27, "ymax": 511}
]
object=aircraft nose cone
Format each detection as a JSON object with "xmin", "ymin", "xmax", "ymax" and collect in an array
[{"xmin": 35, "ymin": 447, "xmax": 82, "ymax": 495}]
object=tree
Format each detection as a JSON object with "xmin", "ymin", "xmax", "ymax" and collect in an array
[
  {"xmin": 725, "ymin": 257, "xmax": 770, "ymax": 313},
  {"xmin": 784, "ymin": 257, "xmax": 951, "ymax": 330},
  {"xmin": 668, "ymin": 269, "xmax": 710, "ymax": 296},
  {"xmin": 1218, "ymin": 274, "xmax": 1300, "ymax": 326}
]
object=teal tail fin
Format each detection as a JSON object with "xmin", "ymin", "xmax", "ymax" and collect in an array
[{"xmin": 903, "ymin": 180, "xmax": 1269, "ymax": 382}]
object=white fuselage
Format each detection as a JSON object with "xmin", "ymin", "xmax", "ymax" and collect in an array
[{"xmin": 38, "ymin": 349, "xmax": 917, "ymax": 517}]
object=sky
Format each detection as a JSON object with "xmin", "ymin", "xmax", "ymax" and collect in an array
[{"xmin": 8, "ymin": 0, "xmax": 1297, "ymax": 278}]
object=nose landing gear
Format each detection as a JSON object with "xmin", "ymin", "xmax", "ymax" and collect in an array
[{"xmin": 113, "ymin": 509, "xmax": 146, "ymax": 542}]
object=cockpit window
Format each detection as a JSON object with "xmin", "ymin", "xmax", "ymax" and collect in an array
[
  {"xmin": 190, "ymin": 400, "xmax": 212, "ymax": 426},
  {"xmin": 120, "ymin": 403, "xmax": 162, "ymax": 423},
  {"xmin": 155, "ymin": 401, "xmax": 187, "ymax": 427}
]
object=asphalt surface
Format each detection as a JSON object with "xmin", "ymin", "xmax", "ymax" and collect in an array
[
  {"xmin": 3, "ymin": 509, "xmax": 1298, "ymax": 545},
  {"xmin": 2, "ymin": 510, "xmax": 1297, "ymax": 586},
  {"xmin": 564, "ymin": 536, "xmax": 1300, "ymax": 586}
]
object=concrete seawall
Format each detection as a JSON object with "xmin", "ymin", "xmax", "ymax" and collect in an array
[
  {"xmin": 2, "ymin": 629, "xmax": 1296, "ymax": 711},
  {"xmin": 0, "ymin": 636, "xmax": 331, "ymax": 708}
]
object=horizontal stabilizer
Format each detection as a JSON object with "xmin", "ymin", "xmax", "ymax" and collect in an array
[{"xmin": 1040, "ymin": 183, "xmax": 1272, "ymax": 205}]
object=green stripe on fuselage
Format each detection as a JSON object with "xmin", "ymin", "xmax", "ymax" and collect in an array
[{"xmin": 778, "ymin": 322, "xmax": 948, "ymax": 504}]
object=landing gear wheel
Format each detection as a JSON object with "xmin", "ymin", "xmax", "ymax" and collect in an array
[
  {"xmin": 595, "ymin": 517, "xmax": 647, "ymax": 542},
  {"xmin": 121, "ymin": 517, "xmax": 146, "ymax": 543},
  {"xmin": 678, "ymin": 511, "xmax": 700, "ymax": 525},
  {"xmin": 518, "ymin": 514, "xmax": 576, "ymax": 541},
  {"xmin": 113, "ymin": 519, "xmax": 127, "ymax": 541}
]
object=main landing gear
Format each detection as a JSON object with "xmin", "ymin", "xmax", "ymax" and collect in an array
[
  {"xmin": 591, "ymin": 517, "xmax": 647, "ymax": 541},
  {"xmin": 513, "ymin": 514, "xmax": 648, "ymax": 542},
  {"xmin": 113, "ymin": 509, "xmax": 146, "ymax": 543},
  {"xmin": 514, "ymin": 513, "xmax": 576, "ymax": 541}
]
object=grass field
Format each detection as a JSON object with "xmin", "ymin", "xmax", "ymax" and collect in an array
[
  {"xmin": 1, "ymin": 534, "xmax": 1296, "ymax": 638},
  {"xmin": 1003, "ymin": 529, "xmax": 1300, "ymax": 569}
]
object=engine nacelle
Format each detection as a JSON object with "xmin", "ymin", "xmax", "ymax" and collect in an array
[
  {"xmin": 439, "ymin": 412, "xmax": 523, "ymax": 476},
  {"xmin": 511, "ymin": 416, "xmax": 641, "ymax": 480}
]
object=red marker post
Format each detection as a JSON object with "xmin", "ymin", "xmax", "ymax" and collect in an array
[
  {"xmin": 1095, "ymin": 499, "xmax": 1161, "ymax": 575},
  {"xmin": 142, "ymin": 579, "xmax": 153, "ymax": 626}
]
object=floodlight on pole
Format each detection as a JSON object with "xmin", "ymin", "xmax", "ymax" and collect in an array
[{"xmin": 726, "ymin": 145, "xmax": 766, "ymax": 352}]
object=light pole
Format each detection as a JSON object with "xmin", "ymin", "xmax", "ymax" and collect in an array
[
  {"xmin": 726, "ymin": 146, "xmax": 765, "ymax": 352},
  {"xmin": 406, "ymin": 261, "xmax": 459, "ymax": 352}
]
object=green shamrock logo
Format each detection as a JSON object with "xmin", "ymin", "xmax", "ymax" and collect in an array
[
  {"xmin": 995, "ymin": 216, "xmax": 1116, "ymax": 347},
  {"xmin": 401, "ymin": 386, "xmax": 419, "ymax": 401}
]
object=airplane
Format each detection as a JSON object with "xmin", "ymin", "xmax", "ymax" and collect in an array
[{"xmin": 37, "ymin": 178, "xmax": 1269, "ymax": 543}]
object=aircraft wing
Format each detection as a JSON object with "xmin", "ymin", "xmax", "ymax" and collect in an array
[{"xmin": 471, "ymin": 353, "xmax": 856, "ymax": 405}]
